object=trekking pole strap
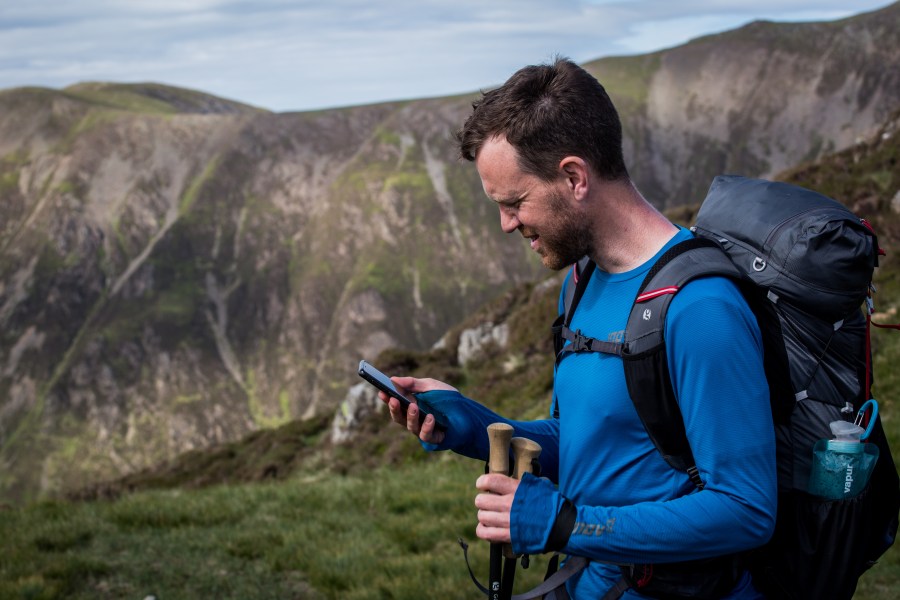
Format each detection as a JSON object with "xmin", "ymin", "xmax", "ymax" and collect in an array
[
  {"xmin": 459, "ymin": 538, "xmax": 491, "ymax": 596},
  {"xmin": 508, "ymin": 555, "xmax": 589, "ymax": 600},
  {"xmin": 458, "ymin": 542, "xmax": 591, "ymax": 600},
  {"xmin": 457, "ymin": 538, "xmax": 592, "ymax": 600}
]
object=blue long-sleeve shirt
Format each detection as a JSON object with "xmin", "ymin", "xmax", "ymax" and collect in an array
[{"xmin": 418, "ymin": 228, "xmax": 777, "ymax": 599}]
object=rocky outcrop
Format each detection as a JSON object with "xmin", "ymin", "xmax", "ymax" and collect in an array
[
  {"xmin": 458, "ymin": 322, "xmax": 510, "ymax": 366},
  {"xmin": 330, "ymin": 383, "xmax": 381, "ymax": 445}
]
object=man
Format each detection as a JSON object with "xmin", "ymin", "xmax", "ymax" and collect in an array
[{"xmin": 380, "ymin": 58, "xmax": 776, "ymax": 599}]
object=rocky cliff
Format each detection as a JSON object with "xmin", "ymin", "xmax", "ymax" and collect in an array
[
  {"xmin": 586, "ymin": 1, "xmax": 900, "ymax": 207},
  {"xmin": 2, "ymin": 3, "xmax": 899, "ymax": 502},
  {"xmin": 0, "ymin": 85, "xmax": 550, "ymax": 501}
]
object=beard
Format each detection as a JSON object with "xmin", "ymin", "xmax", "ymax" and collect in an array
[{"xmin": 529, "ymin": 189, "xmax": 594, "ymax": 271}]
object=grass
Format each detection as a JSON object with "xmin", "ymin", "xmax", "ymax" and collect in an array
[
  {"xmin": 3, "ymin": 438, "xmax": 896, "ymax": 599},
  {"xmin": 0, "ymin": 457, "xmax": 553, "ymax": 599}
]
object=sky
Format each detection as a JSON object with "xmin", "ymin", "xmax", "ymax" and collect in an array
[{"xmin": 0, "ymin": 1, "xmax": 894, "ymax": 113}]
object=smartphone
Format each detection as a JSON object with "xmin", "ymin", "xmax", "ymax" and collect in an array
[
  {"xmin": 358, "ymin": 359, "xmax": 415, "ymax": 409},
  {"xmin": 357, "ymin": 360, "xmax": 446, "ymax": 431}
]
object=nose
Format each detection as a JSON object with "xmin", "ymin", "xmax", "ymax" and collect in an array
[{"xmin": 499, "ymin": 205, "xmax": 520, "ymax": 234}]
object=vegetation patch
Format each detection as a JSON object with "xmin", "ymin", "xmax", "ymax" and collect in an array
[
  {"xmin": 108, "ymin": 490, "xmax": 239, "ymax": 529},
  {"xmin": 178, "ymin": 156, "xmax": 222, "ymax": 216},
  {"xmin": 0, "ymin": 169, "xmax": 19, "ymax": 196},
  {"xmin": 585, "ymin": 53, "xmax": 661, "ymax": 119},
  {"xmin": 65, "ymin": 84, "xmax": 181, "ymax": 114},
  {"xmin": 245, "ymin": 369, "xmax": 293, "ymax": 429}
]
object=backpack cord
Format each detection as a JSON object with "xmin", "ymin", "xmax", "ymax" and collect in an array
[
  {"xmin": 865, "ymin": 290, "xmax": 900, "ymax": 427},
  {"xmin": 771, "ymin": 298, "xmax": 840, "ymax": 403},
  {"xmin": 866, "ymin": 310, "xmax": 874, "ymax": 413}
]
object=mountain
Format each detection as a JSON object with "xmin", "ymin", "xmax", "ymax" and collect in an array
[
  {"xmin": 0, "ymin": 85, "xmax": 546, "ymax": 503},
  {"xmin": 2, "ymin": 3, "xmax": 900, "ymax": 503},
  {"xmin": 584, "ymin": 1, "xmax": 900, "ymax": 207},
  {"xmin": 72, "ymin": 104, "xmax": 900, "ymax": 502}
]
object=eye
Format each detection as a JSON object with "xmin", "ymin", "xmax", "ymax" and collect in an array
[{"xmin": 500, "ymin": 201, "xmax": 521, "ymax": 215}]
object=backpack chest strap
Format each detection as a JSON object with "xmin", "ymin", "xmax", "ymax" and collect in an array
[{"xmin": 555, "ymin": 327, "xmax": 622, "ymax": 362}]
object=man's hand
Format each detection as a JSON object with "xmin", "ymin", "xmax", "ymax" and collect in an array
[
  {"xmin": 474, "ymin": 473, "xmax": 520, "ymax": 544},
  {"xmin": 378, "ymin": 376, "xmax": 456, "ymax": 445}
]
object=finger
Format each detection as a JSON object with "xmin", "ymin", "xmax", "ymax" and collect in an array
[
  {"xmin": 405, "ymin": 402, "xmax": 422, "ymax": 434},
  {"xmin": 390, "ymin": 376, "xmax": 418, "ymax": 395},
  {"xmin": 386, "ymin": 397, "xmax": 407, "ymax": 425},
  {"xmin": 477, "ymin": 508, "xmax": 511, "ymax": 529},
  {"xmin": 474, "ymin": 490, "xmax": 513, "ymax": 511},
  {"xmin": 476, "ymin": 522, "xmax": 511, "ymax": 545},
  {"xmin": 419, "ymin": 413, "xmax": 445, "ymax": 445},
  {"xmin": 476, "ymin": 474, "xmax": 520, "ymax": 496}
]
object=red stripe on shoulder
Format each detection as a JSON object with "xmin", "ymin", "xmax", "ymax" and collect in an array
[{"xmin": 636, "ymin": 286, "xmax": 680, "ymax": 303}]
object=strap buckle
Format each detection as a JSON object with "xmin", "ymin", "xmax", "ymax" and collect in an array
[{"xmin": 570, "ymin": 329, "xmax": 594, "ymax": 352}]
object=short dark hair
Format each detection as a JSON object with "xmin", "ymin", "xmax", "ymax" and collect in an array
[{"xmin": 456, "ymin": 57, "xmax": 628, "ymax": 182}]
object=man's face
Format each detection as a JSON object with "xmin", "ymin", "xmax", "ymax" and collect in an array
[{"xmin": 475, "ymin": 136, "xmax": 592, "ymax": 270}]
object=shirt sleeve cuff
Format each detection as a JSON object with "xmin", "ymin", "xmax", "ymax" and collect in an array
[{"xmin": 510, "ymin": 473, "xmax": 567, "ymax": 555}]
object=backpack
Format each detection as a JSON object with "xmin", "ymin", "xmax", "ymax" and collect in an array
[{"xmin": 551, "ymin": 175, "xmax": 900, "ymax": 600}]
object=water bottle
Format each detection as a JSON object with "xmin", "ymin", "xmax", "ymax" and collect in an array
[{"xmin": 808, "ymin": 411, "xmax": 879, "ymax": 500}]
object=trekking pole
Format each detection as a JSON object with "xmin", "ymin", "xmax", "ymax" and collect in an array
[
  {"xmin": 487, "ymin": 423, "xmax": 514, "ymax": 600},
  {"xmin": 500, "ymin": 436, "xmax": 542, "ymax": 600}
]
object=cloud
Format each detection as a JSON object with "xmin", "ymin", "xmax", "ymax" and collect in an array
[{"xmin": 0, "ymin": 0, "xmax": 892, "ymax": 111}]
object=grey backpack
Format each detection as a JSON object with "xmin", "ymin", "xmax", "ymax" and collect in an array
[{"xmin": 552, "ymin": 175, "xmax": 899, "ymax": 599}]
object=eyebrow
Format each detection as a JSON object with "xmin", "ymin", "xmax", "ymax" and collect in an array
[{"xmin": 492, "ymin": 192, "xmax": 525, "ymax": 206}]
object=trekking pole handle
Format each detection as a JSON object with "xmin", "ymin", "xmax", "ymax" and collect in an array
[
  {"xmin": 487, "ymin": 423, "xmax": 514, "ymax": 600},
  {"xmin": 488, "ymin": 423, "xmax": 514, "ymax": 475},
  {"xmin": 511, "ymin": 437, "xmax": 542, "ymax": 480},
  {"xmin": 503, "ymin": 437, "xmax": 543, "ymax": 561}
]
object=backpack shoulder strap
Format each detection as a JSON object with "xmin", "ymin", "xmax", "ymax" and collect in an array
[
  {"xmin": 623, "ymin": 236, "xmax": 742, "ymax": 487},
  {"xmin": 552, "ymin": 256, "xmax": 599, "ymax": 357},
  {"xmin": 565, "ymin": 256, "xmax": 595, "ymax": 326},
  {"xmin": 623, "ymin": 237, "xmax": 741, "ymax": 354}
]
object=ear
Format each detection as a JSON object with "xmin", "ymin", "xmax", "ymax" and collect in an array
[{"xmin": 558, "ymin": 156, "xmax": 590, "ymax": 201}]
